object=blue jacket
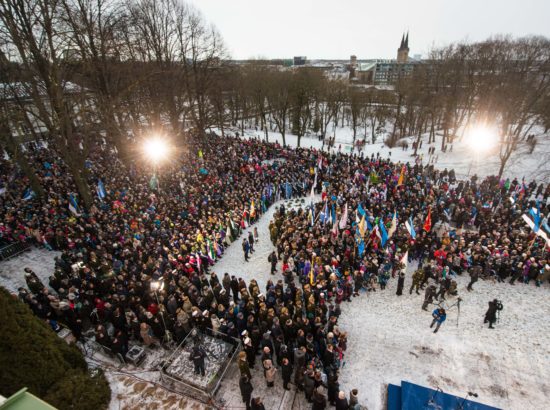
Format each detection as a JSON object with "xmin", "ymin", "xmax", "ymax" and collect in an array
[{"xmin": 432, "ymin": 309, "xmax": 446, "ymax": 323}]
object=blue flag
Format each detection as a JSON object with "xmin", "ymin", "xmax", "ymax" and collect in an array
[
  {"xmin": 96, "ymin": 180, "xmax": 106, "ymax": 200},
  {"xmin": 357, "ymin": 203, "xmax": 366, "ymax": 217},
  {"xmin": 405, "ymin": 216, "xmax": 416, "ymax": 239},
  {"xmin": 22, "ymin": 187, "xmax": 35, "ymax": 201},
  {"xmin": 529, "ymin": 206, "xmax": 541, "ymax": 233}
]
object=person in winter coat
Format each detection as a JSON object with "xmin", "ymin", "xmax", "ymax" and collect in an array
[
  {"xmin": 335, "ymin": 391, "xmax": 349, "ymax": 410},
  {"xmin": 349, "ymin": 389, "xmax": 359, "ymax": 408},
  {"xmin": 243, "ymin": 239, "xmax": 250, "ymax": 261},
  {"xmin": 281, "ymin": 357, "xmax": 292, "ymax": 390},
  {"xmin": 244, "ymin": 337, "xmax": 256, "ymax": 368},
  {"xmin": 238, "ymin": 351, "xmax": 252, "ymax": 379},
  {"xmin": 396, "ymin": 271, "xmax": 405, "ymax": 296},
  {"xmin": 251, "ymin": 397, "xmax": 266, "ymax": 410},
  {"xmin": 484, "ymin": 299, "xmax": 503, "ymax": 329},
  {"xmin": 422, "ymin": 284, "xmax": 437, "ymax": 311},
  {"xmin": 263, "ymin": 358, "xmax": 277, "ymax": 387},
  {"xmin": 312, "ymin": 386, "xmax": 327, "ymax": 410},
  {"xmin": 268, "ymin": 251, "xmax": 278, "ymax": 274},
  {"xmin": 430, "ymin": 307, "xmax": 446, "ymax": 333},
  {"xmin": 409, "ymin": 269, "xmax": 424, "ymax": 294},
  {"xmin": 140, "ymin": 322, "xmax": 158, "ymax": 347},
  {"xmin": 467, "ymin": 265, "xmax": 481, "ymax": 291},
  {"xmin": 239, "ymin": 375, "xmax": 254, "ymax": 410},
  {"xmin": 191, "ymin": 345, "xmax": 207, "ymax": 376},
  {"xmin": 304, "ymin": 369, "xmax": 315, "ymax": 402},
  {"xmin": 248, "ymin": 231, "xmax": 255, "ymax": 253},
  {"xmin": 327, "ymin": 372, "xmax": 339, "ymax": 405}
]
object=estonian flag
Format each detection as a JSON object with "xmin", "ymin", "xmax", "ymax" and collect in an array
[{"xmin": 68, "ymin": 194, "xmax": 81, "ymax": 216}]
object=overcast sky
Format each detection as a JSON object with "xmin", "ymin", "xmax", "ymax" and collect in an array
[{"xmin": 189, "ymin": 0, "xmax": 550, "ymax": 60}]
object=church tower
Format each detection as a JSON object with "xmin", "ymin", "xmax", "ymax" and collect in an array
[{"xmin": 397, "ymin": 32, "xmax": 409, "ymax": 63}]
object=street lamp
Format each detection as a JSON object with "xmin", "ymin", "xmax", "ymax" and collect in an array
[{"xmin": 150, "ymin": 280, "xmax": 172, "ymax": 344}]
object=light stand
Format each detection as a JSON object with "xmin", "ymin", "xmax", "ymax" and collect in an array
[
  {"xmin": 425, "ymin": 386, "xmax": 443, "ymax": 410},
  {"xmin": 151, "ymin": 281, "xmax": 172, "ymax": 344},
  {"xmin": 455, "ymin": 391, "xmax": 478, "ymax": 410}
]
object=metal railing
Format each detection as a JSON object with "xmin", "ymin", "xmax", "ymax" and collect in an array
[{"xmin": 0, "ymin": 242, "xmax": 31, "ymax": 261}]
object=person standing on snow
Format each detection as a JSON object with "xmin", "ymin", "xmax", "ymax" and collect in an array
[
  {"xmin": 248, "ymin": 231, "xmax": 255, "ymax": 253},
  {"xmin": 484, "ymin": 299, "xmax": 503, "ymax": 329},
  {"xmin": 430, "ymin": 307, "xmax": 446, "ymax": 333},
  {"xmin": 396, "ymin": 271, "xmax": 405, "ymax": 296},
  {"xmin": 422, "ymin": 284, "xmax": 437, "ymax": 311},
  {"xmin": 268, "ymin": 251, "xmax": 278, "ymax": 274},
  {"xmin": 242, "ymin": 238, "xmax": 250, "ymax": 262}
]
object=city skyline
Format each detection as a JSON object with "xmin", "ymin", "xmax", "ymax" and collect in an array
[{"xmin": 190, "ymin": 0, "xmax": 550, "ymax": 60}]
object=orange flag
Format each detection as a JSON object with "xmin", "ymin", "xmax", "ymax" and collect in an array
[
  {"xmin": 423, "ymin": 208, "xmax": 432, "ymax": 232},
  {"xmin": 397, "ymin": 165, "xmax": 405, "ymax": 186}
]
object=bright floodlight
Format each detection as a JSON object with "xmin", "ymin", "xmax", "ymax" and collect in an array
[
  {"xmin": 466, "ymin": 125, "xmax": 497, "ymax": 152},
  {"xmin": 143, "ymin": 138, "xmax": 169, "ymax": 163}
]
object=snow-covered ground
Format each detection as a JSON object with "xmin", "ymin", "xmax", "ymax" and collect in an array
[
  {"xmin": 0, "ymin": 247, "xmax": 60, "ymax": 293},
  {"xmin": 216, "ymin": 124, "xmax": 550, "ymax": 183},
  {"xmin": 213, "ymin": 201, "xmax": 550, "ymax": 410}
]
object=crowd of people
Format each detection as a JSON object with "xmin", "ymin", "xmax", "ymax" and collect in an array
[{"xmin": 1, "ymin": 131, "xmax": 549, "ymax": 409}]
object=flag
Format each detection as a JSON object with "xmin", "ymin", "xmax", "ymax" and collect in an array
[
  {"xmin": 397, "ymin": 165, "xmax": 405, "ymax": 186},
  {"xmin": 250, "ymin": 200, "xmax": 256, "ymax": 218},
  {"xmin": 356, "ymin": 227, "xmax": 366, "ymax": 257},
  {"xmin": 22, "ymin": 187, "xmax": 35, "ymax": 201},
  {"xmin": 96, "ymin": 180, "xmax": 106, "ymax": 200},
  {"xmin": 400, "ymin": 251, "xmax": 408, "ymax": 272},
  {"xmin": 149, "ymin": 174, "xmax": 159, "ymax": 190},
  {"xmin": 379, "ymin": 219, "xmax": 389, "ymax": 247},
  {"xmin": 423, "ymin": 208, "xmax": 432, "ymax": 232},
  {"xmin": 198, "ymin": 149, "xmax": 203, "ymax": 158},
  {"xmin": 320, "ymin": 202, "xmax": 329, "ymax": 225},
  {"xmin": 68, "ymin": 194, "xmax": 81, "ymax": 216},
  {"xmin": 339, "ymin": 203, "xmax": 348, "ymax": 229},
  {"xmin": 309, "ymin": 206, "xmax": 314, "ymax": 226},
  {"xmin": 522, "ymin": 214, "xmax": 550, "ymax": 246},
  {"xmin": 529, "ymin": 206, "xmax": 541, "ymax": 233},
  {"xmin": 331, "ymin": 203, "xmax": 336, "ymax": 224},
  {"xmin": 366, "ymin": 217, "xmax": 373, "ymax": 232},
  {"xmin": 332, "ymin": 218, "xmax": 339, "ymax": 237},
  {"xmin": 358, "ymin": 215, "xmax": 367, "ymax": 238},
  {"xmin": 357, "ymin": 203, "xmax": 366, "ymax": 218},
  {"xmin": 195, "ymin": 252, "xmax": 202, "ymax": 272},
  {"xmin": 311, "ymin": 169, "xmax": 318, "ymax": 199},
  {"xmin": 388, "ymin": 211, "xmax": 398, "ymax": 238},
  {"xmin": 405, "ymin": 216, "xmax": 416, "ymax": 239}
]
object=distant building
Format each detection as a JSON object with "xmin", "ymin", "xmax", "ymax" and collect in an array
[
  {"xmin": 293, "ymin": 56, "xmax": 307, "ymax": 66},
  {"xmin": 350, "ymin": 55, "xmax": 357, "ymax": 69},
  {"xmin": 397, "ymin": 32, "xmax": 410, "ymax": 63},
  {"xmin": 351, "ymin": 33, "xmax": 419, "ymax": 86}
]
